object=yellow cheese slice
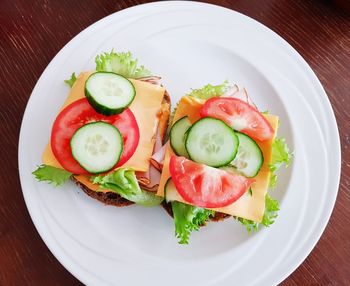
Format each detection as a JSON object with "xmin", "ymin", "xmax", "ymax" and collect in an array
[
  {"xmin": 42, "ymin": 71, "xmax": 165, "ymax": 191},
  {"xmin": 157, "ymin": 95, "xmax": 278, "ymax": 222}
]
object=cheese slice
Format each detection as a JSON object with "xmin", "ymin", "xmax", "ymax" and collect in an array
[
  {"xmin": 157, "ymin": 95, "xmax": 278, "ymax": 222},
  {"xmin": 42, "ymin": 71, "xmax": 166, "ymax": 191}
]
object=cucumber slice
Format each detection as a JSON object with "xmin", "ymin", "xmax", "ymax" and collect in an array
[
  {"xmin": 170, "ymin": 116, "xmax": 191, "ymax": 157},
  {"xmin": 85, "ymin": 72, "xmax": 136, "ymax": 115},
  {"xmin": 70, "ymin": 121, "xmax": 123, "ymax": 173},
  {"xmin": 164, "ymin": 178, "xmax": 183, "ymax": 203},
  {"xmin": 230, "ymin": 132, "xmax": 264, "ymax": 177},
  {"xmin": 185, "ymin": 117, "xmax": 239, "ymax": 167},
  {"xmin": 164, "ymin": 178, "xmax": 174, "ymax": 203}
]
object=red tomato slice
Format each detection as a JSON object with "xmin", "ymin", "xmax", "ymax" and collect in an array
[
  {"xmin": 169, "ymin": 156, "xmax": 254, "ymax": 208},
  {"xmin": 51, "ymin": 98, "xmax": 139, "ymax": 174},
  {"xmin": 200, "ymin": 97, "xmax": 274, "ymax": 141}
]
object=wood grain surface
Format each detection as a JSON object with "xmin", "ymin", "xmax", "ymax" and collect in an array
[{"xmin": 0, "ymin": 0, "xmax": 349, "ymax": 285}]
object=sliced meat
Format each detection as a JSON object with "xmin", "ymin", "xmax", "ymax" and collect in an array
[
  {"xmin": 222, "ymin": 85, "xmax": 257, "ymax": 110},
  {"xmin": 136, "ymin": 164, "xmax": 161, "ymax": 192},
  {"xmin": 137, "ymin": 76, "xmax": 162, "ymax": 85},
  {"xmin": 151, "ymin": 143, "xmax": 167, "ymax": 171}
]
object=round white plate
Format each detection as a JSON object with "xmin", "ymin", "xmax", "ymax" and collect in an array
[{"xmin": 18, "ymin": 2, "xmax": 341, "ymax": 285}]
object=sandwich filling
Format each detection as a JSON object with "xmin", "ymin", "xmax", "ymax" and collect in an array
[
  {"xmin": 42, "ymin": 72, "xmax": 168, "ymax": 192},
  {"xmin": 32, "ymin": 50, "xmax": 291, "ymax": 245},
  {"xmin": 157, "ymin": 96, "xmax": 278, "ymax": 222}
]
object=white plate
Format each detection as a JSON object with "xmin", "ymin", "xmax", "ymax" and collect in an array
[{"xmin": 18, "ymin": 2, "xmax": 341, "ymax": 285}]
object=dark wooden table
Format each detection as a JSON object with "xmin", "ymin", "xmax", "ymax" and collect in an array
[{"xmin": 1, "ymin": 0, "xmax": 349, "ymax": 285}]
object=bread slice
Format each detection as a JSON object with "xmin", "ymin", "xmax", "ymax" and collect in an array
[
  {"xmin": 161, "ymin": 201, "xmax": 230, "ymax": 222},
  {"xmin": 72, "ymin": 87, "xmax": 171, "ymax": 207}
]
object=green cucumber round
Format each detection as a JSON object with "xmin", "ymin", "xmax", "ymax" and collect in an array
[
  {"xmin": 170, "ymin": 116, "xmax": 191, "ymax": 157},
  {"xmin": 185, "ymin": 117, "xmax": 239, "ymax": 167},
  {"xmin": 230, "ymin": 132, "xmax": 264, "ymax": 177},
  {"xmin": 70, "ymin": 121, "xmax": 123, "ymax": 173},
  {"xmin": 164, "ymin": 178, "xmax": 183, "ymax": 203},
  {"xmin": 85, "ymin": 71, "xmax": 136, "ymax": 115},
  {"xmin": 164, "ymin": 178, "xmax": 174, "ymax": 203}
]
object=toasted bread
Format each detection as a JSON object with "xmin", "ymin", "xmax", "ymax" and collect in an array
[
  {"xmin": 72, "ymin": 85, "xmax": 171, "ymax": 207},
  {"xmin": 161, "ymin": 201, "xmax": 230, "ymax": 222}
]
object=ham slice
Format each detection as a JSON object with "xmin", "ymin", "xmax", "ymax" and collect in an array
[
  {"xmin": 223, "ymin": 84, "xmax": 239, "ymax": 97},
  {"xmin": 143, "ymin": 165, "xmax": 161, "ymax": 192},
  {"xmin": 136, "ymin": 164, "xmax": 161, "ymax": 192},
  {"xmin": 137, "ymin": 76, "xmax": 162, "ymax": 86},
  {"xmin": 150, "ymin": 97, "xmax": 170, "ymax": 172},
  {"xmin": 222, "ymin": 85, "xmax": 257, "ymax": 109},
  {"xmin": 135, "ymin": 79, "xmax": 169, "ymax": 193},
  {"xmin": 153, "ymin": 126, "xmax": 163, "ymax": 155},
  {"xmin": 136, "ymin": 114, "xmax": 167, "ymax": 191},
  {"xmin": 151, "ymin": 143, "xmax": 167, "ymax": 171}
]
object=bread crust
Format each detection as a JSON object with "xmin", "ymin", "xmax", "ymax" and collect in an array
[
  {"xmin": 161, "ymin": 201, "xmax": 230, "ymax": 222},
  {"xmin": 72, "ymin": 176, "xmax": 134, "ymax": 206}
]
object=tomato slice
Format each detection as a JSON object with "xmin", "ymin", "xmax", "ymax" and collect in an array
[
  {"xmin": 200, "ymin": 97, "xmax": 274, "ymax": 141},
  {"xmin": 51, "ymin": 98, "xmax": 139, "ymax": 174},
  {"xmin": 169, "ymin": 156, "xmax": 254, "ymax": 208}
]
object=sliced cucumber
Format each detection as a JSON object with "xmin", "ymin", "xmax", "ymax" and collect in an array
[
  {"xmin": 85, "ymin": 71, "xmax": 136, "ymax": 115},
  {"xmin": 219, "ymin": 165, "xmax": 239, "ymax": 174},
  {"xmin": 170, "ymin": 116, "xmax": 191, "ymax": 157},
  {"xmin": 164, "ymin": 178, "xmax": 183, "ymax": 203},
  {"xmin": 185, "ymin": 117, "xmax": 239, "ymax": 167},
  {"xmin": 70, "ymin": 121, "xmax": 123, "ymax": 173},
  {"xmin": 164, "ymin": 178, "xmax": 174, "ymax": 203},
  {"xmin": 230, "ymin": 132, "xmax": 263, "ymax": 177}
]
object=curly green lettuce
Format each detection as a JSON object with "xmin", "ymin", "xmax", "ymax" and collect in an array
[
  {"xmin": 236, "ymin": 193, "xmax": 280, "ymax": 232},
  {"xmin": 92, "ymin": 168, "xmax": 163, "ymax": 207},
  {"xmin": 269, "ymin": 137, "xmax": 292, "ymax": 188},
  {"xmin": 95, "ymin": 50, "xmax": 151, "ymax": 78},
  {"xmin": 32, "ymin": 165, "xmax": 72, "ymax": 186},
  {"xmin": 171, "ymin": 201, "xmax": 214, "ymax": 244},
  {"xmin": 64, "ymin": 72, "xmax": 77, "ymax": 88},
  {"xmin": 187, "ymin": 80, "xmax": 229, "ymax": 100}
]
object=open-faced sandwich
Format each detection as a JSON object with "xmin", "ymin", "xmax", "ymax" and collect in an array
[
  {"xmin": 33, "ymin": 52, "xmax": 291, "ymax": 244},
  {"xmin": 33, "ymin": 50, "xmax": 170, "ymax": 207},
  {"xmin": 155, "ymin": 82, "xmax": 291, "ymax": 243}
]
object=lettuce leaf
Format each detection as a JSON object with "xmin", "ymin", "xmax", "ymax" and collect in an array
[
  {"xmin": 187, "ymin": 80, "xmax": 229, "ymax": 99},
  {"xmin": 64, "ymin": 72, "xmax": 77, "ymax": 88},
  {"xmin": 32, "ymin": 165, "xmax": 72, "ymax": 186},
  {"xmin": 92, "ymin": 168, "xmax": 163, "ymax": 207},
  {"xmin": 171, "ymin": 201, "xmax": 214, "ymax": 244},
  {"xmin": 95, "ymin": 50, "xmax": 151, "ymax": 78},
  {"xmin": 236, "ymin": 193, "xmax": 280, "ymax": 232},
  {"xmin": 269, "ymin": 137, "xmax": 292, "ymax": 188},
  {"xmin": 261, "ymin": 194, "xmax": 280, "ymax": 226}
]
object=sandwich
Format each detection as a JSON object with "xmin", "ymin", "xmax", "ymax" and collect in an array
[
  {"xmin": 155, "ymin": 82, "xmax": 291, "ymax": 243},
  {"xmin": 33, "ymin": 51, "xmax": 291, "ymax": 245},
  {"xmin": 33, "ymin": 50, "xmax": 171, "ymax": 207}
]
